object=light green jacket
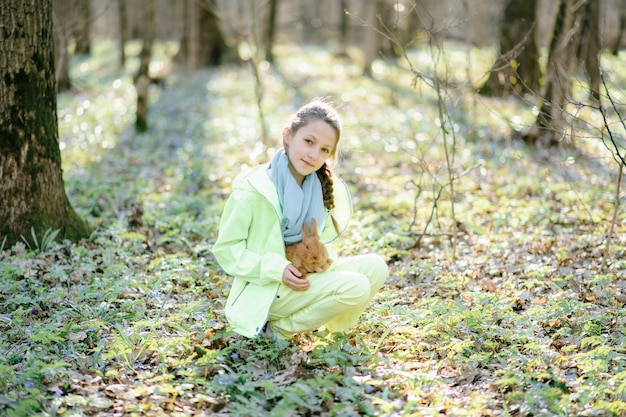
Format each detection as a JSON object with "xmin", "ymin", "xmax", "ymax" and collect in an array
[{"xmin": 211, "ymin": 163, "xmax": 352, "ymax": 337}]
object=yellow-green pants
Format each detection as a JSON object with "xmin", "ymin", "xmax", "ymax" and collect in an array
[{"xmin": 267, "ymin": 254, "xmax": 388, "ymax": 337}]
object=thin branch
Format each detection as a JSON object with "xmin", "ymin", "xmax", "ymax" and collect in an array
[
  {"xmin": 599, "ymin": 72, "xmax": 626, "ymax": 167},
  {"xmin": 410, "ymin": 183, "xmax": 446, "ymax": 249},
  {"xmin": 601, "ymin": 163, "xmax": 622, "ymax": 273},
  {"xmin": 598, "ymin": 71, "xmax": 626, "ymax": 273}
]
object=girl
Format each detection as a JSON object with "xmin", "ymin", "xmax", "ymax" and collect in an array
[{"xmin": 212, "ymin": 99, "xmax": 387, "ymax": 339}]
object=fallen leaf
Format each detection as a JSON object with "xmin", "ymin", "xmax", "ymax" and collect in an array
[
  {"xmin": 480, "ymin": 278, "xmax": 498, "ymax": 292},
  {"xmin": 70, "ymin": 331, "xmax": 88, "ymax": 343}
]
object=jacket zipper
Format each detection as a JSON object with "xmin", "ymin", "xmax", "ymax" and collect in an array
[
  {"xmin": 260, "ymin": 285, "xmax": 281, "ymax": 336},
  {"xmin": 230, "ymin": 281, "xmax": 250, "ymax": 306}
]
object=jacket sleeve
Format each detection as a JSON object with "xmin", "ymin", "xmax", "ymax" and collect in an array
[{"xmin": 212, "ymin": 190, "xmax": 289, "ymax": 285}]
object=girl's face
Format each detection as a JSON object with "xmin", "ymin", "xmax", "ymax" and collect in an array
[{"xmin": 283, "ymin": 119, "xmax": 338, "ymax": 186}]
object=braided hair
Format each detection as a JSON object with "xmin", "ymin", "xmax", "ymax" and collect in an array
[{"xmin": 286, "ymin": 99, "xmax": 342, "ymax": 235}]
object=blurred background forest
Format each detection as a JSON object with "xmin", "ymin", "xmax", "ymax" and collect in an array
[
  {"xmin": 57, "ymin": 0, "xmax": 626, "ymax": 64},
  {"xmin": 46, "ymin": 0, "xmax": 626, "ymax": 258},
  {"xmin": 54, "ymin": 0, "xmax": 626, "ymax": 85},
  {"xmin": 50, "ymin": 0, "xmax": 626, "ymax": 149}
]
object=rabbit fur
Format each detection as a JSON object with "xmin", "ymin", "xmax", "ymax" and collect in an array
[{"xmin": 285, "ymin": 218, "xmax": 332, "ymax": 277}]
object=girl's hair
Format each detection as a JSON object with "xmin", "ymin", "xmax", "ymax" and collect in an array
[{"xmin": 286, "ymin": 99, "xmax": 342, "ymax": 234}]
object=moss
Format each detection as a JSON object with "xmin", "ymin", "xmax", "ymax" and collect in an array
[
  {"xmin": 2, "ymin": 69, "xmax": 60, "ymax": 163},
  {"xmin": 0, "ymin": 199, "xmax": 92, "ymax": 248},
  {"xmin": 62, "ymin": 206, "xmax": 93, "ymax": 243}
]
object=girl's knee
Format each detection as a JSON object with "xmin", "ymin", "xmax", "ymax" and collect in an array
[
  {"xmin": 336, "ymin": 274, "xmax": 371, "ymax": 305},
  {"xmin": 364, "ymin": 253, "xmax": 388, "ymax": 287}
]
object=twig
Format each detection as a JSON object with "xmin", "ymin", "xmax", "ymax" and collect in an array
[
  {"xmin": 410, "ymin": 184, "xmax": 446, "ymax": 249},
  {"xmin": 241, "ymin": 0, "xmax": 269, "ymax": 157},
  {"xmin": 602, "ymin": 163, "xmax": 622, "ymax": 273},
  {"xmin": 598, "ymin": 71, "xmax": 626, "ymax": 273}
]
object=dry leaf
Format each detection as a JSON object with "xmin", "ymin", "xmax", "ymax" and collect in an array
[
  {"xmin": 69, "ymin": 331, "xmax": 88, "ymax": 343},
  {"xmin": 480, "ymin": 278, "xmax": 498, "ymax": 292}
]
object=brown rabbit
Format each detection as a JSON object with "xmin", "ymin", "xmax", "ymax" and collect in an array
[{"xmin": 285, "ymin": 218, "xmax": 333, "ymax": 278}]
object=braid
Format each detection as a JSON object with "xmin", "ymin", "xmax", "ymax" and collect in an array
[
  {"xmin": 316, "ymin": 162, "xmax": 335, "ymax": 211},
  {"xmin": 286, "ymin": 98, "xmax": 343, "ymax": 236},
  {"xmin": 316, "ymin": 163, "xmax": 340, "ymax": 235}
]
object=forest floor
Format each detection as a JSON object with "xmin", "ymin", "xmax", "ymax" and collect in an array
[{"xmin": 1, "ymin": 41, "xmax": 626, "ymax": 416}]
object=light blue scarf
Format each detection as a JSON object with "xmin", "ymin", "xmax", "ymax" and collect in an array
[{"xmin": 267, "ymin": 149, "xmax": 326, "ymax": 244}]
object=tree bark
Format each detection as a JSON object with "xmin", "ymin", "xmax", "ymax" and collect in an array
[
  {"xmin": 135, "ymin": 0, "xmax": 155, "ymax": 133},
  {"xmin": 575, "ymin": 0, "xmax": 601, "ymax": 100},
  {"xmin": 611, "ymin": 0, "xmax": 626, "ymax": 55},
  {"xmin": 0, "ymin": 0, "xmax": 92, "ymax": 247},
  {"xmin": 175, "ymin": 0, "xmax": 232, "ymax": 70},
  {"xmin": 73, "ymin": 0, "xmax": 91, "ymax": 55},
  {"xmin": 335, "ymin": 0, "xmax": 349, "ymax": 57},
  {"xmin": 362, "ymin": 0, "xmax": 381, "ymax": 76},
  {"xmin": 478, "ymin": 0, "xmax": 541, "ymax": 97},
  {"xmin": 53, "ymin": 0, "xmax": 72, "ymax": 92},
  {"xmin": 118, "ymin": 0, "xmax": 128, "ymax": 68},
  {"xmin": 524, "ymin": 0, "xmax": 586, "ymax": 146},
  {"xmin": 264, "ymin": 0, "xmax": 279, "ymax": 63}
]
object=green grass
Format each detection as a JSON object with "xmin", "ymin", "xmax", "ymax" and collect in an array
[{"xmin": 1, "ymin": 40, "xmax": 625, "ymax": 416}]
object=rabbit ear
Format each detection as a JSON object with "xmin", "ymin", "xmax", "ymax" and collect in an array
[
  {"xmin": 302, "ymin": 222, "xmax": 311, "ymax": 237},
  {"xmin": 310, "ymin": 218, "xmax": 319, "ymax": 236}
]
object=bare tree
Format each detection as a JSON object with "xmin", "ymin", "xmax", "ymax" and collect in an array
[
  {"xmin": 118, "ymin": 0, "xmax": 128, "ymax": 68},
  {"xmin": 362, "ymin": 0, "xmax": 382, "ymax": 76},
  {"xmin": 335, "ymin": 0, "xmax": 350, "ymax": 57},
  {"xmin": 73, "ymin": 0, "xmax": 91, "ymax": 54},
  {"xmin": 175, "ymin": 0, "xmax": 232, "ymax": 70},
  {"xmin": 611, "ymin": 0, "xmax": 626, "ymax": 55},
  {"xmin": 574, "ymin": 0, "xmax": 601, "ymax": 100},
  {"xmin": 135, "ymin": 0, "xmax": 155, "ymax": 133},
  {"xmin": 0, "ymin": 0, "xmax": 92, "ymax": 247},
  {"xmin": 598, "ymin": 73, "xmax": 626, "ymax": 273},
  {"xmin": 478, "ymin": 0, "xmax": 541, "ymax": 97},
  {"xmin": 360, "ymin": 0, "xmax": 463, "ymax": 258},
  {"xmin": 244, "ymin": 0, "xmax": 270, "ymax": 154},
  {"xmin": 264, "ymin": 0, "xmax": 279, "ymax": 63},
  {"xmin": 523, "ymin": 0, "xmax": 598, "ymax": 146},
  {"xmin": 53, "ymin": 0, "xmax": 73, "ymax": 92}
]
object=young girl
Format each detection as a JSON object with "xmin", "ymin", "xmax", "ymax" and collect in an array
[{"xmin": 212, "ymin": 99, "xmax": 387, "ymax": 339}]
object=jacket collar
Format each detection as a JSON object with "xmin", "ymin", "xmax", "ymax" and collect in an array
[
  {"xmin": 242, "ymin": 163, "xmax": 281, "ymax": 218},
  {"xmin": 236, "ymin": 162, "xmax": 353, "ymax": 244}
]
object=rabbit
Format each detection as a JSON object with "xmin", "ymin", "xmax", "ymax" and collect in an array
[{"xmin": 285, "ymin": 218, "xmax": 333, "ymax": 278}]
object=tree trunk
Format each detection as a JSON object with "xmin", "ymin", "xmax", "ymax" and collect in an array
[
  {"xmin": 264, "ymin": 0, "xmax": 279, "ymax": 63},
  {"xmin": 378, "ymin": 0, "xmax": 400, "ymax": 59},
  {"xmin": 335, "ymin": 0, "xmax": 349, "ymax": 57},
  {"xmin": 53, "ymin": 0, "xmax": 72, "ymax": 92},
  {"xmin": 175, "ymin": 0, "xmax": 232, "ymax": 70},
  {"xmin": 478, "ymin": 0, "xmax": 541, "ymax": 97},
  {"xmin": 575, "ymin": 0, "xmax": 601, "ymax": 100},
  {"xmin": 523, "ymin": 0, "xmax": 585, "ymax": 146},
  {"xmin": 611, "ymin": 0, "xmax": 626, "ymax": 55},
  {"xmin": 73, "ymin": 0, "xmax": 91, "ymax": 55},
  {"xmin": 362, "ymin": 0, "xmax": 381, "ymax": 76},
  {"xmin": 0, "ymin": 0, "xmax": 92, "ymax": 247},
  {"xmin": 118, "ymin": 0, "xmax": 128, "ymax": 68},
  {"xmin": 135, "ymin": 0, "xmax": 155, "ymax": 133}
]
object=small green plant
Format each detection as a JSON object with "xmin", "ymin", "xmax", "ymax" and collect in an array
[{"xmin": 20, "ymin": 227, "xmax": 60, "ymax": 254}]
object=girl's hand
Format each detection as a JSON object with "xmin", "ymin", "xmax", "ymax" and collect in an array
[{"xmin": 283, "ymin": 264, "xmax": 309, "ymax": 291}]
